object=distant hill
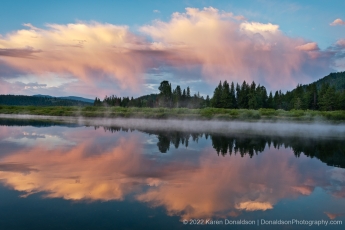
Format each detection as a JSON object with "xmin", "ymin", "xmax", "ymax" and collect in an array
[
  {"xmin": 33, "ymin": 94, "xmax": 94, "ymax": 103},
  {"xmin": 0, "ymin": 95, "xmax": 92, "ymax": 106},
  {"xmin": 307, "ymin": 71, "xmax": 345, "ymax": 91},
  {"xmin": 58, "ymin": 96, "xmax": 94, "ymax": 103},
  {"xmin": 135, "ymin": 94, "xmax": 158, "ymax": 101}
]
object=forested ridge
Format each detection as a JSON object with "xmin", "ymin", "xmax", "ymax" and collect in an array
[
  {"xmin": 94, "ymin": 72, "xmax": 345, "ymax": 111},
  {"xmin": 0, "ymin": 95, "xmax": 92, "ymax": 106},
  {"xmin": 308, "ymin": 71, "xmax": 345, "ymax": 91}
]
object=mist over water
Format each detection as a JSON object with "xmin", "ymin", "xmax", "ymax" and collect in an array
[{"xmin": 1, "ymin": 114, "xmax": 345, "ymax": 138}]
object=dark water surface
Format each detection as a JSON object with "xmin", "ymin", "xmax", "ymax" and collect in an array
[{"xmin": 0, "ymin": 119, "xmax": 344, "ymax": 229}]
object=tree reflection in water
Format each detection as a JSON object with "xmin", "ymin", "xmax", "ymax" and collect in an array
[{"xmin": 102, "ymin": 125, "xmax": 345, "ymax": 168}]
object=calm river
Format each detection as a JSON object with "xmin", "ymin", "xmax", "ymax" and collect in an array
[{"xmin": 0, "ymin": 118, "xmax": 344, "ymax": 229}]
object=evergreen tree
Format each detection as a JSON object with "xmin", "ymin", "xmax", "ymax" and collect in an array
[
  {"xmin": 173, "ymin": 85, "xmax": 182, "ymax": 107},
  {"xmin": 186, "ymin": 87, "xmax": 191, "ymax": 98},
  {"xmin": 339, "ymin": 90, "xmax": 345, "ymax": 110},
  {"xmin": 292, "ymin": 84, "xmax": 304, "ymax": 110},
  {"xmin": 318, "ymin": 83, "xmax": 337, "ymax": 110},
  {"xmin": 304, "ymin": 83, "xmax": 318, "ymax": 110},
  {"xmin": 158, "ymin": 80, "xmax": 172, "ymax": 107},
  {"xmin": 273, "ymin": 91, "xmax": 280, "ymax": 109},
  {"xmin": 205, "ymin": 95, "xmax": 211, "ymax": 107},
  {"xmin": 257, "ymin": 85, "xmax": 267, "ymax": 108},
  {"xmin": 267, "ymin": 91, "xmax": 274, "ymax": 109},
  {"xmin": 230, "ymin": 82, "xmax": 237, "ymax": 108},
  {"xmin": 220, "ymin": 81, "xmax": 232, "ymax": 108},
  {"xmin": 236, "ymin": 83, "xmax": 241, "ymax": 108},
  {"xmin": 248, "ymin": 81, "xmax": 257, "ymax": 109},
  {"xmin": 211, "ymin": 81, "xmax": 223, "ymax": 108},
  {"xmin": 237, "ymin": 81, "xmax": 249, "ymax": 108}
]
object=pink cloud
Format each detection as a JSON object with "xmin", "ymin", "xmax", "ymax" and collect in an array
[
  {"xmin": 240, "ymin": 22, "xmax": 279, "ymax": 33},
  {"xmin": 330, "ymin": 18, "xmax": 345, "ymax": 26},
  {"xmin": 136, "ymin": 147, "xmax": 331, "ymax": 219},
  {"xmin": 235, "ymin": 201, "xmax": 273, "ymax": 211},
  {"xmin": 0, "ymin": 8, "xmax": 337, "ymax": 95},
  {"xmin": 337, "ymin": 39, "xmax": 345, "ymax": 47},
  {"xmin": 324, "ymin": 212, "xmax": 343, "ymax": 220},
  {"xmin": 0, "ymin": 22, "xmax": 156, "ymax": 94},
  {"xmin": 295, "ymin": 42, "xmax": 320, "ymax": 51},
  {"xmin": 140, "ymin": 7, "xmax": 332, "ymax": 89}
]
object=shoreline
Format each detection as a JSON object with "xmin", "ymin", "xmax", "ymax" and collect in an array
[
  {"xmin": 1, "ymin": 105, "xmax": 345, "ymax": 122},
  {"xmin": 1, "ymin": 114, "xmax": 345, "ymax": 139}
]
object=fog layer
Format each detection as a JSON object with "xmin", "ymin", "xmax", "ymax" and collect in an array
[{"xmin": 1, "ymin": 114, "xmax": 344, "ymax": 138}]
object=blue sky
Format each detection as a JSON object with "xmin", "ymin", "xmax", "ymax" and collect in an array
[
  {"xmin": 0, "ymin": 0, "xmax": 344, "ymax": 98},
  {"xmin": 1, "ymin": 0, "xmax": 343, "ymax": 47}
]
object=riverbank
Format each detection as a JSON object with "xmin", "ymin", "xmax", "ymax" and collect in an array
[{"xmin": 1, "ymin": 105, "xmax": 345, "ymax": 122}]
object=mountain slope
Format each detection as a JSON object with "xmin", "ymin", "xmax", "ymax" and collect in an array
[
  {"xmin": 58, "ymin": 96, "xmax": 94, "ymax": 103},
  {"xmin": 33, "ymin": 95, "xmax": 94, "ymax": 103},
  {"xmin": 310, "ymin": 71, "xmax": 345, "ymax": 91},
  {"xmin": 0, "ymin": 95, "xmax": 91, "ymax": 106}
]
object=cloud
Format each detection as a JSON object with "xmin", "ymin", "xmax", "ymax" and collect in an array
[
  {"xmin": 0, "ymin": 48, "xmax": 41, "ymax": 58},
  {"xmin": 240, "ymin": 22, "xmax": 279, "ymax": 33},
  {"xmin": 235, "ymin": 201, "xmax": 273, "ymax": 211},
  {"xmin": 0, "ymin": 22, "xmax": 157, "ymax": 93},
  {"xmin": 0, "ymin": 163, "xmax": 38, "ymax": 173},
  {"xmin": 336, "ymin": 39, "xmax": 345, "ymax": 47},
  {"xmin": 324, "ymin": 212, "xmax": 343, "ymax": 220},
  {"xmin": 295, "ymin": 42, "xmax": 319, "ymax": 51},
  {"xmin": 292, "ymin": 186, "xmax": 313, "ymax": 195},
  {"xmin": 0, "ymin": 129, "xmax": 148, "ymax": 201},
  {"xmin": 330, "ymin": 18, "xmax": 345, "ymax": 26},
  {"xmin": 0, "ymin": 7, "xmax": 341, "ymax": 96},
  {"xmin": 326, "ymin": 39, "xmax": 345, "ymax": 70},
  {"xmin": 0, "ymin": 78, "xmax": 22, "ymax": 94},
  {"xmin": 153, "ymin": 10, "xmax": 160, "ymax": 13},
  {"xmin": 140, "ymin": 7, "xmax": 333, "ymax": 90}
]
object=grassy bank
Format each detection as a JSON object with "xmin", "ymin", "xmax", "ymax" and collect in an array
[{"xmin": 0, "ymin": 105, "xmax": 345, "ymax": 121}]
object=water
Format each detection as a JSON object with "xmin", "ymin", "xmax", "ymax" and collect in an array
[{"xmin": 0, "ymin": 118, "xmax": 344, "ymax": 229}]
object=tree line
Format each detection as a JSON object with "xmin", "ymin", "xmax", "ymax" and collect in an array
[
  {"xmin": 94, "ymin": 80, "xmax": 205, "ymax": 109},
  {"xmin": 94, "ymin": 72, "xmax": 345, "ymax": 111},
  {"xmin": 211, "ymin": 80, "xmax": 345, "ymax": 110}
]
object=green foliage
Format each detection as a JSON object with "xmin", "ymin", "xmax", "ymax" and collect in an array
[
  {"xmin": 158, "ymin": 80, "xmax": 172, "ymax": 107},
  {"xmin": 211, "ymin": 81, "xmax": 223, "ymax": 108},
  {"xmin": 0, "ymin": 95, "xmax": 91, "ymax": 106},
  {"xmin": 312, "ymin": 71, "xmax": 345, "ymax": 91},
  {"xmin": 1, "ymin": 105, "xmax": 345, "ymax": 121},
  {"xmin": 318, "ymin": 84, "xmax": 338, "ymax": 111}
]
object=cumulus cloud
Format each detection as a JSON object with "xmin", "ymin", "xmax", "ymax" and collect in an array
[
  {"xmin": 295, "ymin": 42, "xmax": 320, "ymax": 51},
  {"xmin": 0, "ymin": 7, "xmax": 341, "ymax": 96},
  {"xmin": 0, "ymin": 48, "xmax": 41, "ymax": 58},
  {"xmin": 0, "ymin": 22, "xmax": 158, "ymax": 93},
  {"xmin": 336, "ymin": 39, "xmax": 345, "ymax": 47},
  {"xmin": 330, "ymin": 18, "xmax": 345, "ymax": 26},
  {"xmin": 326, "ymin": 39, "xmax": 345, "ymax": 70},
  {"xmin": 240, "ymin": 22, "xmax": 279, "ymax": 33},
  {"xmin": 235, "ymin": 201, "xmax": 273, "ymax": 211},
  {"xmin": 140, "ymin": 7, "xmax": 333, "ymax": 89}
]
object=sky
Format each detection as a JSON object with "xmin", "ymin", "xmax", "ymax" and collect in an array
[{"xmin": 0, "ymin": 0, "xmax": 345, "ymax": 99}]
